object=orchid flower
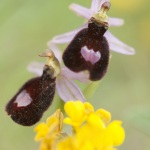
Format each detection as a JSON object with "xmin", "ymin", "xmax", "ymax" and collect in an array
[
  {"xmin": 28, "ymin": 0, "xmax": 135, "ymax": 100},
  {"xmin": 48, "ymin": 0, "xmax": 135, "ymax": 55},
  {"xmin": 28, "ymin": 48, "xmax": 88, "ymax": 102}
]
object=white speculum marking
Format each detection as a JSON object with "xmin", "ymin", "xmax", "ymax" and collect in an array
[
  {"xmin": 81, "ymin": 46, "xmax": 101, "ymax": 65},
  {"xmin": 14, "ymin": 90, "xmax": 32, "ymax": 107}
]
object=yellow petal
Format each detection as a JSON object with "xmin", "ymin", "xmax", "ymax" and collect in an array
[
  {"xmin": 34, "ymin": 123, "xmax": 48, "ymax": 141},
  {"xmin": 84, "ymin": 102, "xmax": 94, "ymax": 115},
  {"xmin": 87, "ymin": 113, "xmax": 105, "ymax": 129},
  {"xmin": 80, "ymin": 141, "xmax": 94, "ymax": 150},
  {"xmin": 63, "ymin": 117, "xmax": 72, "ymax": 125},
  {"xmin": 64, "ymin": 101, "xmax": 85, "ymax": 122},
  {"xmin": 57, "ymin": 136, "xmax": 76, "ymax": 150},
  {"xmin": 106, "ymin": 121, "xmax": 125, "ymax": 146},
  {"xmin": 34, "ymin": 123, "xmax": 47, "ymax": 132},
  {"xmin": 40, "ymin": 141, "xmax": 49, "ymax": 150},
  {"xmin": 46, "ymin": 109, "xmax": 64, "ymax": 132},
  {"xmin": 96, "ymin": 109, "xmax": 111, "ymax": 125}
]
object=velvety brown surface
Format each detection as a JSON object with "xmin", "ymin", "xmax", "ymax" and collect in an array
[
  {"xmin": 6, "ymin": 67, "xmax": 56, "ymax": 126},
  {"xmin": 63, "ymin": 19, "xmax": 109, "ymax": 81}
]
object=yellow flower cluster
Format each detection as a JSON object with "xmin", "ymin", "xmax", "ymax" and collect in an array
[
  {"xmin": 34, "ymin": 109, "xmax": 64, "ymax": 150},
  {"xmin": 34, "ymin": 101, "xmax": 125, "ymax": 150}
]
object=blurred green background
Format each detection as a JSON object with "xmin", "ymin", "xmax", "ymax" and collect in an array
[{"xmin": 0, "ymin": 0, "xmax": 150, "ymax": 150}]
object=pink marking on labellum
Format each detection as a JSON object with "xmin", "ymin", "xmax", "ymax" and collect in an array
[
  {"xmin": 81, "ymin": 46, "xmax": 101, "ymax": 65},
  {"xmin": 14, "ymin": 90, "xmax": 32, "ymax": 107}
]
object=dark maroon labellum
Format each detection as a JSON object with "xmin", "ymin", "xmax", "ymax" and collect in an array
[
  {"xmin": 6, "ymin": 65, "xmax": 56, "ymax": 126},
  {"xmin": 63, "ymin": 17, "xmax": 110, "ymax": 81}
]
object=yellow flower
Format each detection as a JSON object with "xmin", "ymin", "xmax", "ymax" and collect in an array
[
  {"xmin": 34, "ymin": 109, "xmax": 64, "ymax": 150},
  {"xmin": 34, "ymin": 101, "xmax": 125, "ymax": 150},
  {"xmin": 60, "ymin": 101, "xmax": 125, "ymax": 150},
  {"xmin": 63, "ymin": 101, "xmax": 95, "ymax": 128},
  {"xmin": 64, "ymin": 101, "xmax": 86, "ymax": 127},
  {"xmin": 58, "ymin": 119, "xmax": 125, "ymax": 150}
]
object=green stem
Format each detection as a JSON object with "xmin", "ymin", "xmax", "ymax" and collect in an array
[{"xmin": 83, "ymin": 81, "xmax": 101, "ymax": 101}]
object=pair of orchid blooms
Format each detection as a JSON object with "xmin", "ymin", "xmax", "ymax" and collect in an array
[
  {"xmin": 6, "ymin": 0, "xmax": 135, "ymax": 126},
  {"xmin": 28, "ymin": 0, "xmax": 134, "ymax": 102}
]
